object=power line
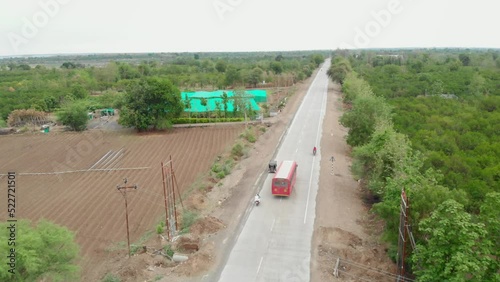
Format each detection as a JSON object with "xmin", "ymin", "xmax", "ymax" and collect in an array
[
  {"xmin": 334, "ymin": 256, "xmax": 415, "ymax": 282},
  {"xmin": 337, "ymin": 269, "xmax": 380, "ymax": 282}
]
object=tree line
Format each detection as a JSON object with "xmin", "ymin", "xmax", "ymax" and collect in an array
[
  {"xmin": 0, "ymin": 52, "xmax": 326, "ymax": 130},
  {"xmin": 328, "ymin": 50, "xmax": 499, "ymax": 281}
]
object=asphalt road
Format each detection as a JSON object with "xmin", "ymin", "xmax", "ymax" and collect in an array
[{"xmin": 218, "ymin": 60, "xmax": 331, "ymax": 282}]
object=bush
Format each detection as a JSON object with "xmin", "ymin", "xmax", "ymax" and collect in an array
[
  {"xmin": 231, "ymin": 143, "xmax": 244, "ymax": 158},
  {"xmin": 223, "ymin": 159, "xmax": 233, "ymax": 175},
  {"xmin": 156, "ymin": 222, "xmax": 164, "ymax": 234},
  {"xmin": 7, "ymin": 109, "xmax": 50, "ymax": 127},
  {"xmin": 211, "ymin": 158, "xmax": 234, "ymax": 180},
  {"xmin": 242, "ymin": 129, "xmax": 256, "ymax": 143},
  {"xmin": 56, "ymin": 102, "xmax": 88, "ymax": 131},
  {"xmin": 216, "ymin": 171, "xmax": 226, "ymax": 179}
]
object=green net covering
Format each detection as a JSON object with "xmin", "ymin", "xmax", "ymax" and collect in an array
[{"xmin": 181, "ymin": 90, "xmax": 266, "ymax": 112}]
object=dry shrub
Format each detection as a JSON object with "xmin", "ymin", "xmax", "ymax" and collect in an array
[{"xmin": 7, "ymin": 109, "xmax": 50, "ymax": 127}]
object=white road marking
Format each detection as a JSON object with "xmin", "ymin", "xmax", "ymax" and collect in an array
[
  {"xmin": 256, "ymin": 256, "xmax": 264, "ymax": 274},
  {"xmin": 270, "ymin": 218, "xmax": 276, "ymax": 232},
  {"xmin": 304, "ymin": 161, "xmax": 315, "ymax": 224}
]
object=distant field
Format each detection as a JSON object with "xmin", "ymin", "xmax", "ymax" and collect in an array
[{"xmin": 0, "ymin": 125, "xmax": 244, "ymax": 273}]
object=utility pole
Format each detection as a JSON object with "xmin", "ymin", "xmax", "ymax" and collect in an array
[
  {"xmin": 169, "ymin": 156, "xmax": 179, "ymax": 231},
  {"xmin": 397, "ymin": 189, "xmax": 410, "ymax": 281},
  {"xmin": 117, "ymin": 178, "xmax": 138, "ymax": 258},
  {"xmin": 161, "ymin": 158, "xmax": 181, "ymax": 240}
]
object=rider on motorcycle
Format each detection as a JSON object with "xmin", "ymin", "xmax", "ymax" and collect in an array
[
  {"xmin": 313, "ymin": 146, "xmax": 317, "ymax": 155},
  {"xmin": 254, "ymin": 193, "xmax": 261, "ymax": 205}
]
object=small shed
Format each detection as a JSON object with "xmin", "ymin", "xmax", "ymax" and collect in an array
[{"xmin": 100, "ymin": 108, "xmax": 115, "ymax": 116}]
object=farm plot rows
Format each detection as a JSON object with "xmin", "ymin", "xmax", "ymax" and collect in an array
[{"xmin": 0, "ymin": 125, "xmax": 244, "ymax": 276}]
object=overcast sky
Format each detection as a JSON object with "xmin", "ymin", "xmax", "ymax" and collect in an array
[{"xmin": 1, "ymin": 0, "xmax": 499, "ymax": 56}]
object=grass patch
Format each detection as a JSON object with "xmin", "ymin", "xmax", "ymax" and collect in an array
[
  {"xmin": 152, "ymin": 275, "xmax": 163, "ymax": 281},
  {"xmin": 164, "ymin": 245, "xmax": 175, "ymax": 258},
  {"xmin": 180, "ymin": 209, "xmax": 199, "ymax": 233},
  {"xmin": 130, "ymin": 230, "xmax": 153, "ymax": 255},
  {"xmin": 102, "ymin": 273, "xmax": 121, "ymax": 282},
  {"xmin": 240, "ymin": 127, "xmax": 257, "ymax": 143},
  {"xmin": 211, "ymin": 158, "xmax": 234, "ymax": 179},
  {"xmin": 105, "ymin": 241, "xmax": 126, "ymax": 252}
]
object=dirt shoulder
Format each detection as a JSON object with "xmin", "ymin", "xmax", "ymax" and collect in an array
[{"xmin": 310, "ymin": 81, "xmax": 396, "ymax": 281}]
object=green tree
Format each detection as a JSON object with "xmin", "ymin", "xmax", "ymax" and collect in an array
[
  {"xmin": 478, "ymin": 192, "xmax": 500, "ymax": 280},
  {"xmin": 448, "ymin": 59, "xmax": 462, "ymax": 71},
  {"xmin": 94, "ymin": 62, "xmax": 119, "ymax": 90},
  {"xmin": 200, "ymin": 97, "xmax": 208, "ymax": 117},
  {"xmin": 44, "ymin": 96, "xmax": 58, "ymax": 111},
  {"xmin": 248, "ymin": 67, "xmax": 263, "ymax": 87},
  {"xmin": 468, "ymin": 74, "xmax": 487, "ymax": 96},
  {"xmin": 56, "ymin": 101, "xmax": 88, "ymax": 131},
  {"xmin": 232, "ymin": 89, "xmax": 251, "ymax": 119},
  {"xmin": 327, "ymin": 56, "xmax": 353, "ymax": 85},
  {"xmin": 225, "ymin": 66, "xmax": 240, "ymax": 87},
  {"xmin": 0, "ymin": 219, "xmax": 80, "ymax": 282},
  {"xmin": 341, "ymin": 72, "xmax": 373, "ymax": 103},
  {"xmin": 270, "ymin": 61, "xmax": 283, "ymax": 74},
  {"xmin": 215, "ymin": 60, "xmax": 227, "ymax": 73},
  {"xmin": 352, "ymin": 122, "xmax": 411, "ymax": 193},
  {"xmin": 459, "ymin": 53, "xmax": 471, "ymax": 66},
  {"xmin": 183, "ymin": 94, "xmax": 192, "ymax": 118},
  {"xmin": 340, "ymin": 94, "xmax": 392, "ymax": 147},
  {"xmin": 311, "ymin": 54, "xmax": 325, "ymax": 66},
  {"xmin": 429, "ymin": 79, "xmax": 444, "ymax": 95},
  {"xmin": 61, "ymin": 62, "xmax": 76, "ymax": 69},
  {"xmin": 119, "ymin": 77, "xmax": 183, "ymax": 131},
  {"xmin": 71, "ymin": 84, "xmax": 88, "ymax": 99},
  {"xmin": 18, "ymin": 64, "xmax": 31, "ymax": 70},
  {"xmin": 412, "ymin": 200, "xmax": 494, "ymax": 281},
  {"xmin": 118, "ymin": 63, "xmax": 140, "ymax": 79},
  {"xmin": 221, "ymin": 91, "xmax": 229, "ymax": 118}
]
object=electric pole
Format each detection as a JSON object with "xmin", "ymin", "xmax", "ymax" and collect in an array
[
  {"xmin": 397, "ymin": 189, "xmax": 410, "ymax": 281},
  {"xmin": 117, "ymin": 178, "xmax": 138, "ymax": 258}
]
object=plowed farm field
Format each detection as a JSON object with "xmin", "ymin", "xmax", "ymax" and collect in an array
[{"xmin": 0, "ymin": 125, "xmax": 244, "ymax": 276}]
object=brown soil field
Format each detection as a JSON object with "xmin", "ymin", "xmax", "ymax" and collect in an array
[{"xmin": 0, "ymin": 125, "xmax": 245, "ymax": 280}]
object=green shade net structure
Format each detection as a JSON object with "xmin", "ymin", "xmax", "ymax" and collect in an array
[{"xmin": 181, "ymin": 90, "xmax": 266, "ymax": 113}]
